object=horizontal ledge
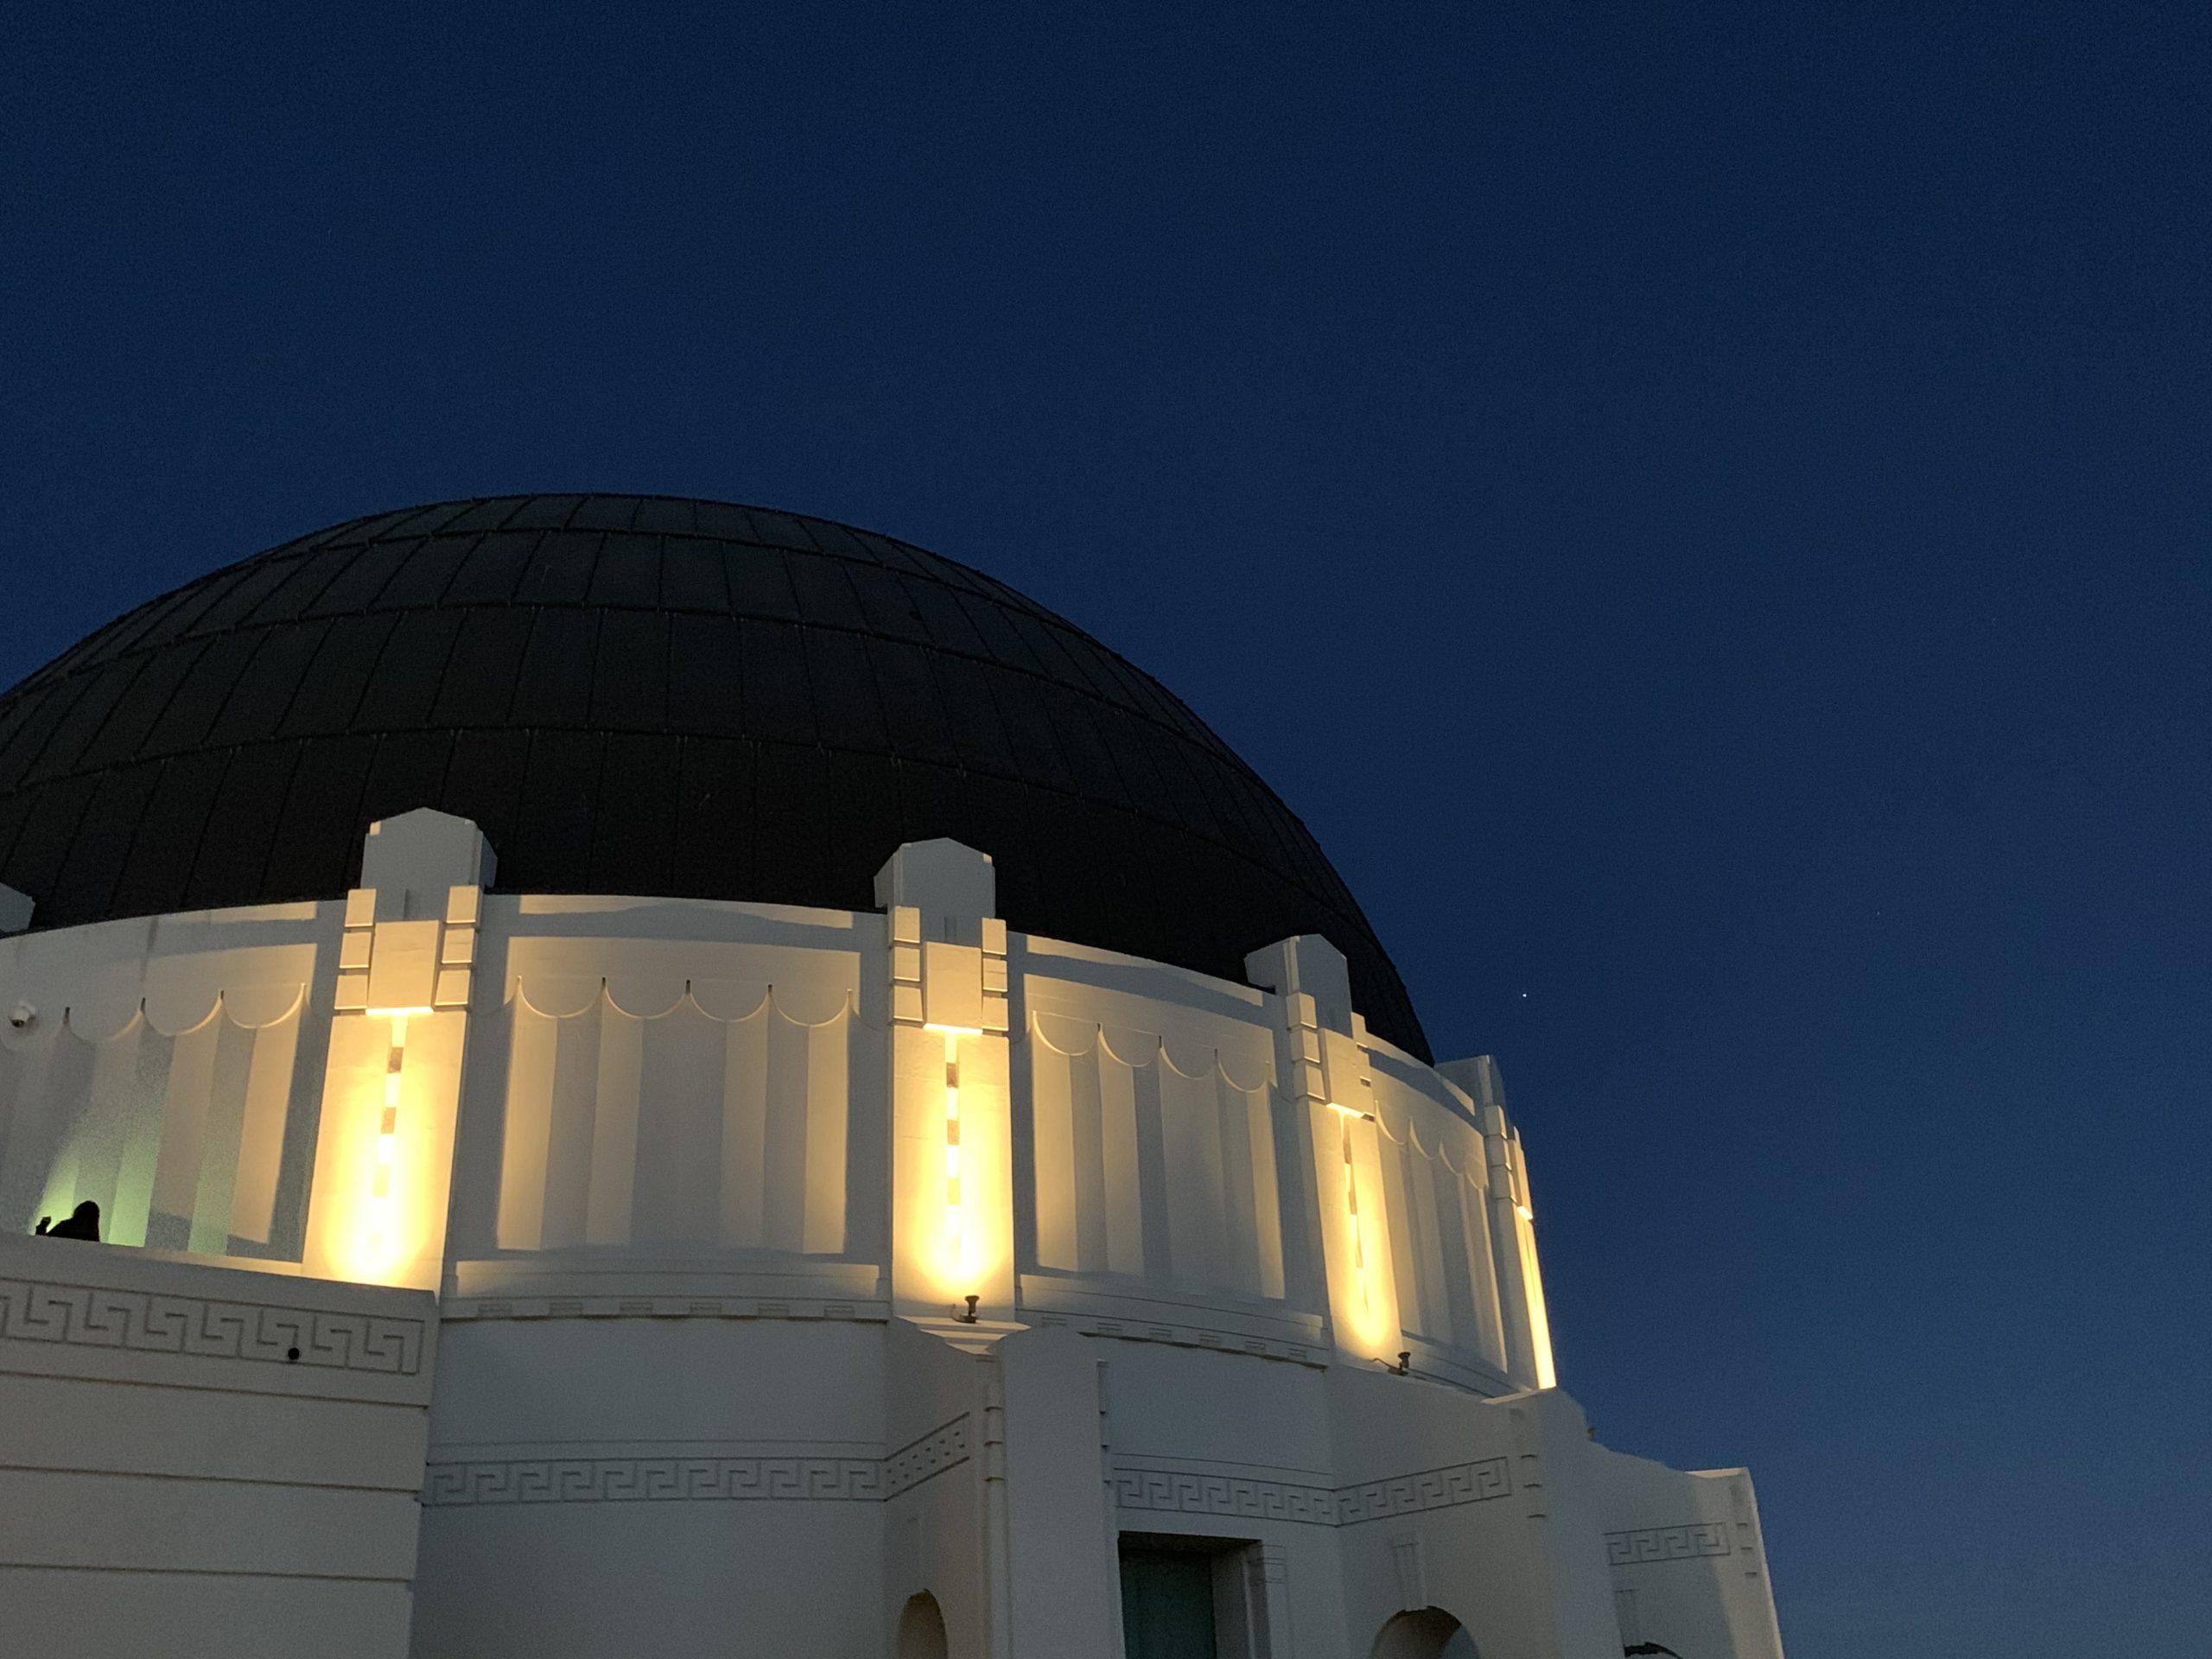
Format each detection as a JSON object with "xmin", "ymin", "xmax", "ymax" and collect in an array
[
  {"xmin": 0, "ymin": 1462, "xmax": 423, "ymax": 1496},
  {"xmin": 442, "ymin": 1297, "xmax": 893, "ymax": 1324},
  {"xmin": 0, "ymin": 1562, "xmax": 410, "ymax": 1583}
]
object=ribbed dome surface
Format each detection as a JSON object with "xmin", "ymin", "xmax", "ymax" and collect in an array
[{"xmin": 0, "ymin": 495, "xmax": 1426, "ymax": 1056}]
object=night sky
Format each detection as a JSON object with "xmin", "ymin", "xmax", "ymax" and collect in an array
[{"xmin": 4, "ymin": 6, "xmax": 2205, "ymax": 1656}]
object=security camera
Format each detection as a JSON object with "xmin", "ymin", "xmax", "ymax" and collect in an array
[{"xmin": 9, "ymin": 1001, "xmax": 34, "ymax": 1030}]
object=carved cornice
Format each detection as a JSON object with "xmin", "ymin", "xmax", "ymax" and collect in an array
[
  {"xmin": 423, "ymin": 1414, "xmax": 972, "ymax": 1508},
  {"xmin": 442, "ymin": 1295, "xmax": 891, "ymax": 1324},
  {"xmin": 1032, "ymin": 1309, "xmax": 1325, "ymax": 1368},
  {"xmin": 1112, "ymin": 1453, "xmax": 1511, "ymax": 1529},
  {"xmin": 0, "ymin": 1273, "xmax": 424, "ymax": 1376}
]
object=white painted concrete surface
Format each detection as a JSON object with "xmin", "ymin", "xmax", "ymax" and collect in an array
[{"xmin": 0, "ymin": 817, "xmax": 1786, "ymax": 1656}]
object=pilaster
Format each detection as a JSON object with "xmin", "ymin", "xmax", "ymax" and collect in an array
[
  {"xmin": 995, "ymin": 1325, "xmax": 1120, "ymax": 1659},
  {"xmin": 1446, "ymin": 1055, "xmax": 1557, "ymax": 1391},
  {"xmin": 1246, "ymin": 935, "xmax": 1404, "ymax": 1368},
  {"xmin": 879, "ymin": 841, "xmax": 1019, "ymax": 1340},
  {"xmin": 302, "ymin": 810, "xmax": 493, "ymax": 1292}
]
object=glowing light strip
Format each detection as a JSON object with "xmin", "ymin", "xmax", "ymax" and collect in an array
[
  {"xmin": 937, "ymin": 1026, "xmax": 963, "ymax": 1267},
  {"xmin": 367, "ymin": 1012, "xmax": 408, "ymax": 1258},
  {"xmin": 1510, "ymin": 1150, "xmax": 1557, "ymax": 1389},
  {"xmin": 1340, "ymin": 1115, "xmax": 1370, "ymax": 1318}
]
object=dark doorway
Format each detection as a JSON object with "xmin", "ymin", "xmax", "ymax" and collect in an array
[{"xmin": 1119, "ymin": 1543, "xmax": 1220, "ymax": 1659}]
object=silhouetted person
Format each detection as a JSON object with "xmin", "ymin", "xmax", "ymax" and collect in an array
[{"xmin": 35, "ymin": 1201, "xmax": 100, "ymax": 1241}]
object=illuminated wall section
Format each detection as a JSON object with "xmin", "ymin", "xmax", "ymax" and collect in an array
[
  {"xmin": 1324, "ymin": 1097, "xmax": 1405, "ymax": 1359},
  {"xmin": 1440, "ymin": 1053, "xmax": 1558, "ymax": 1390},
  {"xmin": 1364, "ymin": 1057, "xmax": 1516, "ymax": 1386},
  {"xmin": 881, "ymin": 842, "xmax": 1014, "ymax": 1331},
  {"xmin": 480, "ymin": 975, "xmax": 855, "ymax": 1258},
  {"xmin": 0, "ymin": 809, "xmax": 1560, "ymax": 1403},
  {"xmin": 1245, "ymin": 936, "xmax": 1408, "ymax": 1365},
  {"xmin": 0, "ymin": 924, "xmax": 322, "ymax": 1255},
  {"xmin": 1024, "ymin": 998, "xmax": 1283, "ymax": 1300},
  {"xmin": 303, "ymin": 1004, "xmax": 467, "ymax": 1289},
  {"xmin": 1506, "ymin": 1123, "xmax": 1559, "ymax": 1389},
  {"xmin": 302, "ymin": 812, "xmax": 490, "ymax": 1292}
]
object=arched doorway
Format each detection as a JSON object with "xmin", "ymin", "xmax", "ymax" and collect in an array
[
  {"xmin": 897, "ymin": 1592, "xmax": 950, "ymax": 1659},
  {"xmin": 1370, "ymin": 1606, "xmax": 1478, "ymax": 1659}
]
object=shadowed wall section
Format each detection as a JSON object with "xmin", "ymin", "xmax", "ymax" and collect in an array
[
  {"xmin": 0, "ymin": 913, "xmax": 327, "ymax": 1258},
  {"xmin": 1027, "ymin": 1007, "xmax": 1282, "ymax": 1300},
  {"xmin": 488, "ymin": 982, "xmax": 854, "ymax": 1255}
]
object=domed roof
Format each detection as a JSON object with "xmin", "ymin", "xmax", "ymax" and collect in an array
[{"xmin": 0, "ymin": 494, "xmax": 1426, "ymax": 1056}]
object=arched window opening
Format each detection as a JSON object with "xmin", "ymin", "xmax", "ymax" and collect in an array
[
  {"xmin": 1370, "ymin": 1605, "xmax": 1478, "ymax": 1659},
  {"xmin": 897, "ymin": 1591, "xmax": 950, "ymax": 1659}
]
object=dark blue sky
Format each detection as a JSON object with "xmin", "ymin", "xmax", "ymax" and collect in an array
[{"xmin": 5, "ymin": 5, "xmax": 2205, "ymax": 1654}]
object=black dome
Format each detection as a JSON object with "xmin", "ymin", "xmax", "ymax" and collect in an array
[{"xmin": 0, "ymin": 495, "xmax": 1427, "ymax": 1057}]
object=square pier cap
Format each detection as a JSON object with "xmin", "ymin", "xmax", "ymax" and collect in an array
[
  {"xmin": 1436, "ymin": 1054, "xmax": 1508, "ymax": 1113},
  {"xmin": 875, "ymin": 839, "xmax": 995, "ymax": 942},
  {"xmin": 1245, "ymin": 934, "xmax": 1355, "ymax": 1033},
  {"xmin": 360, "ymin": 809, "xmax": 497, "ymax": 918}
]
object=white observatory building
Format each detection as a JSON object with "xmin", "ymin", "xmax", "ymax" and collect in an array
[{"xmin": 0, "ymin": 495, "xmax": 1787, "ymax": 1658}]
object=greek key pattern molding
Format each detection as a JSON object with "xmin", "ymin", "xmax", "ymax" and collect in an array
[
  {"xmin": 423, "ymin": 1414, "xmax": 972, "ymax": 1509},
  {"xmin": 0, "ymin": 1274, "xmax": 424, "ymax": 1376},
  {"xmin": 1113, "ymin": 1453, "xmax": 1511, "ymax": 1529},
  {"xmin": 1336, "ymin": 1455, "xmax": 1513, "ymax": 1523},
  {"xmin": 1604, "ymin": 1523, "xmax": 1732, "ymax": 1566},
  {"xmin": 1115, "ymin": 1466, "xmax": 1339, "ymax": 1527}
]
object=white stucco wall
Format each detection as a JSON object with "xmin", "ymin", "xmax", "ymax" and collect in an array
[
  {"xmin": 0, "ymin": 1233, "xmax": 435, "ymax": 1658},
  {"xmin": 0, "ymin": 819, "xmax": 1787, "ymax": 1658}
]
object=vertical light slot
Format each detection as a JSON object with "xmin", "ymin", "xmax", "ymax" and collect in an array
[
  {"xmin": 1340, "ymin": 1114, "xmax": 1370, "ymax": 1317},
  {"xmin": 1328, "ymin": 1101, "xmax": 1377, "ymax": 1337},
  {"xmin": 368, "ymin": 1012, "xmax": 408, "ymax": 1262},
  {"xmin": 941, "ymin": 1025, "xmax": 963, "ymax": 1272}
]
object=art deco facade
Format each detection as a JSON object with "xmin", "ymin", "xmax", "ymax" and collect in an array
[{"xmin": 0, "ymin": 496, "xmax": 1785, "ymax": 1658}]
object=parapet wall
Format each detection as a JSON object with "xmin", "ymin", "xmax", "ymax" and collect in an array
[
  {"xmin": 0, "ymin": 817, "xmax": 1558, "ymax": 1395},
  {"xmin": 0, "ymin": 817, "xmax": 1788, "ymax": 1659},
  {"xmin": 0, "ymin": 1233, "xmax": 436, "ymax": 1659}
]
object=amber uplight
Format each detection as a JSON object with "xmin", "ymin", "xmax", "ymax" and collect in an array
[{"xmin": 926, "ymin": 1023, "xmax": 982, "ymax": 1280}]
